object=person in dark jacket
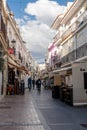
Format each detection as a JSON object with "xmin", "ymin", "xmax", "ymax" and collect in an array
[
  {"xmin": 28, "ymin": 77, "xmax": 32, "ymax": 90},
  {"xmin": 20, "ymin": 79, "xmax": 25, "ymax": 95},
  {"xmin": 36, "ymin": 78, "xmax": 41, "ymax": 90},
  {"xmin": 32, "ymin": 79, "xmax": 35, "ymax": 89}
]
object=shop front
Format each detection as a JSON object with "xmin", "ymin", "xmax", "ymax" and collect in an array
[
  {"xmin": 7, "ymin": 56, "xmax": 21, "ymax": 95},
  {"xmin": 52, "ymin": 67, "xmax": 72, "ymax": 101},
  {"xmin": 72, "ymin": 62, "xmax": 87, "ymax": 106},
  {"xmin": 7, "ymin": 55, "xmax": 28, "ymax": 95},
  {"xmin": 52, "ymin": 62, "xmax": 87, "ymax": 106}
]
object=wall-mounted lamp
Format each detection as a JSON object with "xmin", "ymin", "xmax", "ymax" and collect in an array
[
  {"xmin": 11, "ymin": 39, "xmax": 16, "ymax": 43},
  {"xmin": 11, "ymin": 39, "xmax": 16, "ymax": 48}
]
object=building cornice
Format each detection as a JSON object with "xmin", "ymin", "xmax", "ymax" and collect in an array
[
  {"xmin": 61, "ymin": 0, "xmax": 85, "ymax": 25},
  {"xmin": 51, "ymin": 14, "xmax": 63, "ymax": 30},
  {"xmin": 51, "ymin": 0, "xmax": 86, "ymax": 30}
]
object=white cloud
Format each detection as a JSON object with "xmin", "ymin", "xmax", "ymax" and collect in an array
[
  {"xmin": 25, "ymin": 0, "xmax": 65, "ymax": 26},
  {"xmin": 16, "ymin": 18, "xmax": 25, "ymax": 25},
  {"xmin": 20, "ymin": 20, "xmax": 55, "ymax": 54},
  {"xmin": 16, "ymin": 0, "xmax": 66, "ymax": 63}
]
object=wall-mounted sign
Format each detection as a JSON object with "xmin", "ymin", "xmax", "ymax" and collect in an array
[
  {"xmin": 80, "ymin": 68, "xmax": 85, "ymax": 71},
  {"xmin": 8, "ymin": 48, "xmax": 14, "ymax": 54}
]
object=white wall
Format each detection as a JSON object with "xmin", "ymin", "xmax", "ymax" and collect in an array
[{"xmin": 72, "ymin": 63, "xmax": 87, "ymax": 106}]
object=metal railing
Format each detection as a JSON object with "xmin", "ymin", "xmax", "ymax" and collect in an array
[{"xmin": 61, "ymin": 10, "xmax": 87, "ymax": 40}]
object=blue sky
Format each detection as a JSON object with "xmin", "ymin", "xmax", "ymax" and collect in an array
[
  {"xmin": 7, "ymin": 0, "xmax": 73, "ymax": 18},
  {"xmin": 7, "ymin": 0, "xmax": 74, "ymax": 63}
]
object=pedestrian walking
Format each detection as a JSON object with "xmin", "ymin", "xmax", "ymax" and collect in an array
[
  {"xmin": 28, "ymin": 76, "xmax": 32, "ymax": 91},
  {"xmin": 36, "ymin": 79, "xmax": 38, "ymax": 89},
  {"xmin": 24, "ymin": 74, "xmax": 28, "ymax": 89},
  {"xmin": 20, "ymin": 79, "xmax": 25, "ymax": 95},
  {"xmin": 36, "ymin": 78, "xmax": 41, "ymax": 91},
  {"xmin": 32, "ymin": 78, "xmax": 35, "ymax": 89}
]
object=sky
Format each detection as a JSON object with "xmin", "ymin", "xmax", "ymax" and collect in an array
[{"xmin": 7, "ymin": 0, "xmax": 74, "ymax": 64}]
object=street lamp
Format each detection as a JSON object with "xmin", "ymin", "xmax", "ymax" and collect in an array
[{"xmin": 11, "ymin": 39, "xmax": 16, "ymax": 46}]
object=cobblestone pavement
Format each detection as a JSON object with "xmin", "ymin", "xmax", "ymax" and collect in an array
[
  {"xmin": 0, "ymin": 89, "xmax": 49, "ymax": 130},
  {"xmin": 0, "ymin": 87, "xmax": 87, "ymax": 130},
  {"xmin": 31, "ymin": 87, "xmax": 87, "ymax": 130}
]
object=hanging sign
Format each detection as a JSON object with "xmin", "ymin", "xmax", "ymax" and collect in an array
[{"xmin": 8, "ymin": 48, "xmax": 14, "ymax": 54}]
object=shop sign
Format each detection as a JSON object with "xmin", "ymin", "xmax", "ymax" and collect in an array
[
  {"xmin": 59, "ymin": 70, "xmax": 66, "ymax": 75},
  {"xmin": 8, "ymin": 48, "xmax": 14, "ymax": 54}
]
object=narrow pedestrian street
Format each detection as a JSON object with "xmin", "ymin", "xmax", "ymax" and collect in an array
[
  {"xmin": 0, "ymin": 87, "xmax": 87, "ymax": 130},
  {"xmin": 0, "ymin": 0, "xmax": 87, "ymax": 129}
]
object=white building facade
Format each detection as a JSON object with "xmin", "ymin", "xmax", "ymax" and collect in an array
[
  {"xmin": 50, "ymin": 0, "xmax": 87, "ymax": 106},
  {"xmin": 0, "ymin": 0, "xmax": 38, "ymax": 95}
]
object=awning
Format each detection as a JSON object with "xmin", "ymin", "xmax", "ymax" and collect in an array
[
  {"xmin": 43, "ymin": 74, "xmax": 49, "ymax": 79},
  {"xmin": 19, "ymin": 66, "xmax": 28, "ymax": 73},
  {"xmin": 8, "ymin": 56, "xmax": 20, "ymax": 69},
  {"xmin": 7, "ymin": 56, "xmax": 28, "ymax": 73},
  {"xmin": 52, "ymin": 66, "xmax": 72, "ymax": 74}
]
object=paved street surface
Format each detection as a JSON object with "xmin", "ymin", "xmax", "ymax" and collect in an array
[{"xmin": 0, "ymin": 87, "xmax": 87, "ymax": 130}]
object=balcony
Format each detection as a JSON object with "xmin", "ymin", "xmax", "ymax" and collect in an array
[
  {"xmin": 61, "ymin": 50, "xmax": 76, "ymax": 65},
  {"xmin": 51, "ymin": 55, "xmax": 61, "ymax": 69},
  {"xmin": 77, "ymin": 10, "xmax": 87, "ymax": 25},
  {"xmin": 62, "ymin": 21, "xmax": 79, "ymax": 40},
  {"xmin": 61, "ymin": 10, "xmax": 87, "ymax": 41},
  {"xmin": 61, "ymin": 43, "xmax": 87, "ymax": 65},
  {"xmin": 54, "ymin": 32, "xmax": 60, "ymax": 42},
  {"xmin": 76, "ymin": 43, "xmax": 87, "ymax": 59}
]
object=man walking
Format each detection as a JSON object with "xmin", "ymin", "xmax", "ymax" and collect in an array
[
  {"xmin": 32, "ymin": 78, "xmax": 35, "ymax": 89},
  {"xmin": 36, "ymin": 78, "xmax": 41, "ymax": 91},
  {"xmin": 28, "ymin": 76, "xmax": 32, "ymax": 91}
]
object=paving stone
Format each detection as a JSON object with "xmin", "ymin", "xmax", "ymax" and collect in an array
[
  {"xmin": 0, "ymin": 89, "xmax": 46, "ymax": 130},
  {"xmin": 0, "ymin": 88, "xmax": 87, "ymax": 130},
  {"xmin": 0, "ymin": 125, "xmax": 45, "ymax": 130}
]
